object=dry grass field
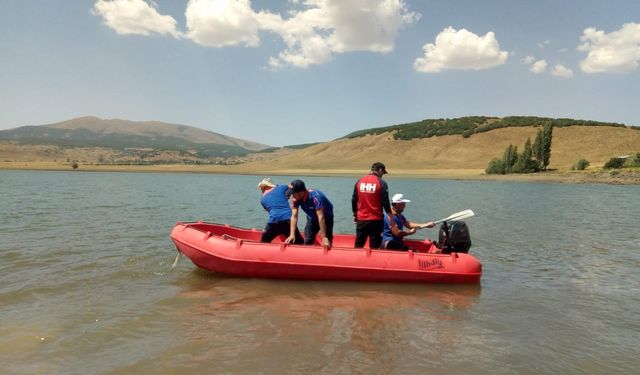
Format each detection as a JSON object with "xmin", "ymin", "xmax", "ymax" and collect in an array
[
  {"xmin": 234, "ymin": 126, "xmax": 640, "ymax": 172},
  {"xmin": 2, "ymin": 126, "xmax": 640, "ymax": 184}
]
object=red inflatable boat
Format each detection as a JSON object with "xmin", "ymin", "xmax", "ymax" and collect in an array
[{"xmin": 170, "ymin": 222, "xmax": 482, "ymax": 284}]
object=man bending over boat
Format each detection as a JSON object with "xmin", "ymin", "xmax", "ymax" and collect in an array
[
  {"xmin": 258, "ymin": 178, "xmax": 303, "ymax": 244},
  {"xmin": 383, "ymin": 193, "xmax": 435, "ymax": 251},
  {"xmin": 285, "ymin": 179, "xmax": 334, "ymax": 249}
]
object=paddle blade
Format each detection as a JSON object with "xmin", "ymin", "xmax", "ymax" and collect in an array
[{"xmin": 434, "ymin": 209, "xmax": 475, "ymax": 224}]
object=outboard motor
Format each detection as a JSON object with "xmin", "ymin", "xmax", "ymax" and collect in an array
[{"xmin": 438, "ymin": 221, "xmax": 472, "ymax": 254}]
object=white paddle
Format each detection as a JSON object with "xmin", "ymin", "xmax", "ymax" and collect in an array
[{"xmin": 433, "ymin": 209, "xmax": 475, "ymax": 224}]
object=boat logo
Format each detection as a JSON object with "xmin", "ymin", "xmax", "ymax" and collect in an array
[{"xmin": 418, "ymin": 258, "xmax": 443, "ymax": 270}]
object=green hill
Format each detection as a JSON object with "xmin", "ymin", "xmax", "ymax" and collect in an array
[{"xmin": 343, "ymin": 116, "xmax": 633, "ymax": 140}]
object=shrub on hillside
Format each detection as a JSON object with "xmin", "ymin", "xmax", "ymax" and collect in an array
[
  {"xmin": 572, "ymin": 159, "xmax": 590, "ymax": 170},
  {"xmin": 485, "ymin": 158, "xmax": 506, "ymax": 174},
  {"xmin": 603, "ymin": 157, "xmax": 626, "ymax": 169}
]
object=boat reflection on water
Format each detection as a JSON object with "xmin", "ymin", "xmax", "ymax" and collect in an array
[{"xmin": 145, "ymin": 271, "xmax": 484, "ymax": 374}]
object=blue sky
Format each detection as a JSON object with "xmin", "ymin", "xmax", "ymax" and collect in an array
[{"xmin": 1, "ymin": 1, "xmax": 639, "ymax": 146}]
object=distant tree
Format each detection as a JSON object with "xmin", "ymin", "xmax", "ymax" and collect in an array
[
  {"xmin": 603, "ymin": 157, "xmax": 625, "ymax": 169},
  {"xmin": 631, "ymin": 153, "xmax": 640, "ymax": 166},
  {"xmin": 533, "ymin": 127, "xmax": 544, "ymax": 170},
  {"xmin": 541, "ymin": 123, "xmax": 554, "ymax": 170},
  {"xmin": 486, "ymin": 158, "xmax": 506, "ymax": 174},
  {"xmin": 513, "ymin": 138, "xmax": 539, "ymax": 173},
  {"xmin": 502, "ymin": 144, "xmax": 518, "ymax": 174},
  {"xmin": 71, "ymin": 162, "xmax": 79, "ymax": 170},
  {"xmin": 572, "ymin": 159, "xmax": 590, "ymax": 170}
]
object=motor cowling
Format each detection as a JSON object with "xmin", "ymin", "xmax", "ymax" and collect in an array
[{"xmin": 438, "ymin": 221, "xmax": 472, "ymax": 254}]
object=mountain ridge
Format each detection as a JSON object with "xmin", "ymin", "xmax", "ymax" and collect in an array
[{"xmin": 0, "ymin": 116, "xmax": 270, "ymax": 155}]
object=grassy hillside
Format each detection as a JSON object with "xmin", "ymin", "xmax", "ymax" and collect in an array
[
  {"xmin": 235, "ymin": 126, "xmax": 640, "ymax": 172},
  {"xmin": 2, "ymin": 116, "xmax": 639, "ymax": 172}
]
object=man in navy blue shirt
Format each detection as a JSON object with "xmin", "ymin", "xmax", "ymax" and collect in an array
[
  {"xmin": 382, "ymin": 193, "xmax": 434, "ymax": 250},
  {"xmin": 285, "ymin": 179, "xmax": 334, "ymax": 249},
  {"xmin": 259, "ymin": 178, "xmax": 303, "ymax": 244}
]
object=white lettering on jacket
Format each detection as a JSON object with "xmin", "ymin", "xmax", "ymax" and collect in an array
[{"xmin": 359, "ymin": 182, "xmax": 377, "ymax": 193}]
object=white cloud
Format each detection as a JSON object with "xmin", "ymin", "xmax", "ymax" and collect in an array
[
  {"xmin": 530, "ymin": 59, "xmax": 547, "ymax": 74},
  {"xmin": 94, "ymin": 0, "xmax": 420, "ymax": 68},
  {"xmin": 267, "ymin": 0, "xmax": 420, "ymax": 68},
  {"xmin": 522, "ymin": 55, "xmax": 535, "ymax": 64},
  {"xmin": 578, "ymin": 23, "xmax": 640, "ymax": 73},
  {"xmin": 185, "ymin": 0, "xmax": 268, "ymax": 47},
  {"xmin": 413, "ymin": 27, "xmax": 508, "ymax": 73},
  {"xmin": 94, "ymin": 0, "xmax": 418, "ymax": 69},
  {"xmin": 93, "ymin": 0, "xmax": 180, "ymax": 37},
  {"xmin": 538, "ymin": 39, "xmax": 550, "ymax": 49},
  {"xmin": 551, "ymin": 64, "xmax": 573, "ymax": 78}
]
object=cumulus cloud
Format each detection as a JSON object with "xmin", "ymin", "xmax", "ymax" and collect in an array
[
  {"xmin": 93, "ymin": 0, "xmax": 180, "ymax": 37},
  {"xmin": 185, "ymin": 0, "xmax": 271, "ymax": 47},
  {"xmin": 522, "ymin": 55, "xmax": 535, "ymax": 64},
  {"xmin": 578, "ymin": 23, "xmax": 640, "ymax": 73},
  {"xmin": 266, "ymin": 0, "xmax": 420, "ymax": 68},
  {"xmin": 413, "ymin": 27, "xmax": 508, "ymax": 73},
  {"xmin": 93, "ymin": 0, "xmax": 418, "ymax": 68},
  {"xmin": 530, "ymin": 59, "xmax": 547, "ymax": 74},
  {"xmin": 551, "ymin": 64, "xmax": 573, "ymax": 78}
]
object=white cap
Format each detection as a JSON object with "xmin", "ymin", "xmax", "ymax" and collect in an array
[{"xmin": 392, "ymin": 193, "xmax": 410, "ymax": 203}]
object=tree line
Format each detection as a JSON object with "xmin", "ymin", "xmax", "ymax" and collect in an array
[
  {"xmin": 486, "ymin": 124, "xmax": 553, "ymax": 174},
  {"xmin": 344, "ymin": 116, "xmax": 631, "ymax": 141}
]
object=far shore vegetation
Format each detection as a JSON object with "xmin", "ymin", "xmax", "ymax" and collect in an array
[
  {"xmin": 485, "ymin": 123, "xmax": 553, "ymax": 175},
  {"xmin": 344, "ymin": 115, "xmax": 635, "ymax": 141},
  {"xmin": 2, "ymin": 115, "xmax": 639, "ymax": 184}
]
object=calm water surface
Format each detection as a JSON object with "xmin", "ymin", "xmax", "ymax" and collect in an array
[{"xmin": 1, "ymin": 170, "xmax": 639, "ymax": 374}]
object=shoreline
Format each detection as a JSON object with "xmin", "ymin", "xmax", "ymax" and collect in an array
[{"xmin": 2, "ymin": 162, "xmax": 639, "ymax": 185}]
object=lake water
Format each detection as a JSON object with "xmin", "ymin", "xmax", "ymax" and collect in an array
[{"xmin": 1, "ymin": 170, "xmax": 639, "ymax": 374}]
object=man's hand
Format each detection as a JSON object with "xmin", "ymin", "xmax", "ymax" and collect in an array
[
  {"xmin": 422, "ymin": 221, "xmax": 435, "ymax": 229},
  {"xmin": 407, "ymin": 227, "xmax": 417, "ymax": 235},
  {"xmin": 284, "ymin": 235, "xmax": 296, "ymax": 245},
  {"xmin": 321, "ymin": 236, "xmax": 331, "ymax": 249}
]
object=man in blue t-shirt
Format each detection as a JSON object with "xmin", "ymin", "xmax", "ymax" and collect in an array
[
  {"xmin": 285, "ymin": 179, "xmax": 334, "ymax": 249},
  {"xmin": 383, "ymin": 193, "xmax": 435, "ymax": 250},
  {"xmin": 258, "ymin": 178, "xmax": 303, "ymax": 244}
]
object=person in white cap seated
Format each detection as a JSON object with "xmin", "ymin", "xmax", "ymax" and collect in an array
[
  {"xmin": 382, "ymin": 193, "xmax": 435, "ymax": 250},
  {"xmin": 258, "ymin": 178, "xmax": 303, "ymax": 244}
]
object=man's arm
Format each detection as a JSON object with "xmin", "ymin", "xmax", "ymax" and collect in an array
[
  {"xmin": 380, "ymin": 179, "xmax": 391, "ymax": 214},
  {"xmin": 389, "ymin": 214, "xmax": 417, "ymax": 238},
  {"xmin": 351, "ymin": 182, "xmax": 359, "ymax": 220},
  {"xmin": 406, "ymin": 219, "xmax": 435, "ymax": 230},
  {"xmin": 316, "ymin": 208, "xmax": 331, "ymax": 249},
  {"xmin": 285, "ymin": 206, "xmax": 299, "ymax": 244}
]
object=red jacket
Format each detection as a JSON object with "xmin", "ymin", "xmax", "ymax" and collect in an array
[{"xmin": 352, "ymin": 173, "xmax": 391, "ymax": 221}]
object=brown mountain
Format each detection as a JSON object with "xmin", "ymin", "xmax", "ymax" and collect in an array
[{"xmin": 42, "ymin": 116, "xmax": 270, "ymax": 151}]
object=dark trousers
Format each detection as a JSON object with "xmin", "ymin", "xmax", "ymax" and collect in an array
[
  {"xmin": 304, "ymin": 216, "xmax": 334, "ymax": 245},
  {"xmin": 354, "ymin": 220, "xmax": 384, "ymax": 249},
  {"xmin": 384, "ymin": 239, "xmax": 409, "ymax": 251},
  {"xmin": 261, "ymin": 221, "xmax": 303, "ymax": 244}
]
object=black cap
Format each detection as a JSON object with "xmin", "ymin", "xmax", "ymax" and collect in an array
[
  {"xmin": 371, "ymin": 162, "xmax": 388, "ymax": 174},
  {"xmin": 289, "ymin": 179, "xmax": 306, "ymax": 194}
]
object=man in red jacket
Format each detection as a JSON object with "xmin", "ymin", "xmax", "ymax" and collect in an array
[{"xmin": 352, "ymin": 162, "xmax": 391, "ymax": 248}]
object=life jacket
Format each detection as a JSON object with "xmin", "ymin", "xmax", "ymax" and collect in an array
[{"xmin": 355, "ymin": 173, "xmax": 385, "ymax": 221}]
